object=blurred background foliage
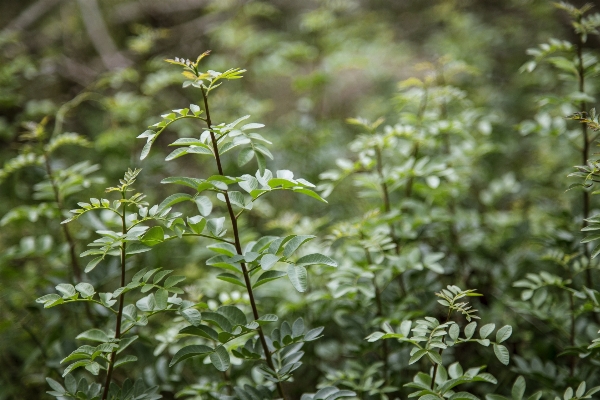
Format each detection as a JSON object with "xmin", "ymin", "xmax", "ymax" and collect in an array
[{"xmin": 1, "ymin": 0, "xmax": 599, "ymax": 399}]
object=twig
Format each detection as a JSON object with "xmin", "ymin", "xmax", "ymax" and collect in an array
[
  {"xmin": 76, "ymin": 0, "xmax": 132, "ymax": 70},
  {"xmin": 2, "ymin": 0, "xmax": 63, "ymax": 34},
  {"xmin": 201, "ymin": 87, "xmax": 288, "ymax": 400}
]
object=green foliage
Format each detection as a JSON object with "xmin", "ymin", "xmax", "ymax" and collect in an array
[{"xmin": 4, "ymin": 1, "xmax": 600, "ymax": 399}]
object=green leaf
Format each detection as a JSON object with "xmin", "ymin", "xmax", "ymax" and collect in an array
[
  {"xmin": 479, "ymin": 323, "xmax": 495, "ymax": 339},
  {"xmin": 170, "ymin": 138, "xmax": 210, "ymax": 149},
  {"xmin": 75, "ymin": 282, "xmax": 95, "ymax": 298},
  {"xmin": 158, "ymin": 193, "xmax": 192, "ymax": 212},
  {"xmin": 190, "ymin": 104, "xmax": 202, "ymax": 116},
  {"xmin": 259, "ymin": 254, "xmax": 281, "ymax": 270},
  {"xmin": 256, "ymin": 151, "xmax": 266, "ymax": 174},
  {"xmin": 152, "ymin": 270, "xmax": 173, "ymax": 285},
  {"xmin": 85, "ymin": 363, "xmax": 100, "ymax": 377},
  {"xmin": 210, "ymin": 345, "xmax": 230, "ymax": 371},
  {"xmin": 257, "ymin": 314, "xmax": 278, "ymax": 323},
  {"xmin": 449, "ymin": 324, "xmax": 459, "ymax": 341},
  {"xmin": 136, "ymin": 294, "xmax": 156, "ymax": 312},
  {"xmin": 241, "ymin": 123, "xmax": 265, "ymax": 130},
  {"xmin": 238, "ymin": 148, "xmax": 255, "ymax": 166},
  {"xmin": 118, "ymin": 336, "xmax": 138, "ymax": 354},
  {"xmin": 46, "ymin": 377, "xmax": 66, "ymax": 395},
  {"xmin": 181, "ymin": 309, "xmax": 202, "ymax": 326},
  {"xmin": 187, "ymin": 215, "xmax": 206, "ymax": 234},
  {"xmin": 449, "ymin": 392, "xmax": 479, "ymax": 400},
  {"xmin": 76, "ymin": 329, "xmax": 110, "ymax": 342},
  {"xmin": 56, "ymin": 284, "xmax": 77, "ymax": 298},
  {"xmin": 114, "ymin": 355, "xmax": 138, "ymax": 368},
  {"xmin": 283, "ymin": 235, "xmax": 315, "ymax": 258},
  {"xmin": 62, "ymin": 360, "xmax": 91, "ymax": 377},
  {"xmin": 218, "ymin": 305, "xmax": 247, "ymax": 326},
  {"xmin": 292, "ymin": 318, "xmax": 304, "ymax": 337},
  {"xmin": 165, "ymin": 147, "xmax": 189, "ymax": 161},
  {"xmin": 85, "ymin": 257, "xmax": 103, "ymax": 273},
  {"xmin": 254, "ymin": 270, "xmax": 287, "ymax": 288},
  {"xmin": 287, "ymin": 265, "xmax": 308, "ymax": 292},
  {"xmin": 202, "ymin": 311, "xmax": 234, "ymax": 332},
  {"xmin": 409, "ymin": 349, "xmax": 428, "ymax": 364},
  {"xmin": 292, "ymin": 188, "xmax": 327, "ymax": 203},
  {"xmin": 295, "ymin": 253, "xmax": 337, "ymax": 268},
  {"xmin": 140, "ymin": 226, "xmax": 164, "ymax": 247},
  {"xmin": 493, "ymin": 344, "xmax": 510, "ymax": 365},
  {"xmin": 496, "ymin": 325, "xmax": 512, "ymax": 343},
  {"xmin": 164, "ymin": 275, "xmax": 186, "ymax": 288},
  {"xmin": 154, "ymin": 288, "xmax": 168, "ymax": 309},
  {"xmin": 169, "ymin": 345, "xmax": 213, "ymax": 367},
  {"xmin": 195, "ymin": 196, "xmax": 213, "ymax": 216},
  {"xmin": 217, "ymin": 273, "xmax": 246, "ymax": 287},
  {"xmin": 427, "ymin": 350, "xmax": 443, "ymax": 365},
  {"xmin": 180, "ymin": 325, "xmax": 218, "ymax": 341},
  {"xmin": 207, "ymin": 217, "xmax": 225, "ymax": 236},
  {"xmin": 161, "ymin": 176, "xmax": 204, "ymax": 190},
  {"xmin": 125, "ymin": 242, "xmax": 152, "ymax": 255},
  {"xmin": 464, "ymin": 322, "xmax": 477, "ymax": 339},
  {"xmin": 208, "ymin": 243, "xmax": 237, "ymax": 256},
  {"xmin": 512, "ymin": 376, "xmax": 526, "ymax": 400}
]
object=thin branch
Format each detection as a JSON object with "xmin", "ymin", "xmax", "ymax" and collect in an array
[
  {"xmin": 42, "ymin": 151, "xmax": 82, "ymax": 281},
  {"xmin": 112, "ymin": 0, "xmax": 208, "ymax": 23},
  {"xmin": 76, "ymin": 0, "xmax": 132, "ymax": 70},
  {"xmin": 201, "ymin": 87, "xmax": 288, "ymax": 400},
  {"xmin": 576, "ymin": 19, "xmax": 593, "ymax": 289},
  {"xmin": 101, "ymin": 194, "xmax": 128, "ymax": 400},
  {"xmin": 2, "ymin": 0, "xmax": 63, "ymax": 34}
]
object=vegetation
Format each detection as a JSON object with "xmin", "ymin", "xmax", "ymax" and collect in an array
[{"xmin": 3, "ymin": 1, "xmax": 600, "ymax": 399}]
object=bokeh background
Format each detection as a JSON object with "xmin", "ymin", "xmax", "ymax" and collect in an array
[{"xmin": 1, "ymin": 0, "xmax": 599, "ymax": 399}]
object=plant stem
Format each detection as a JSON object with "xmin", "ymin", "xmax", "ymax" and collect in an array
[
  {"xmin": 362, "ymin": 234, "xmax": 389, "ymax": 384},
  {"xmin": 43, "ymin": 152, "xmax": 82, "ymax": 281},
  {"xmin": 576, "ymin": 23, "xmax": 592, "ymax": 288},
  {"xmin": 374, "ymin": 145, "xmax": 399, "ymax": 254},
  {"xmin": 405, "ymin": 87, "xmax": 427, "ymax": 199},
  {"xmin": 101, "ymin": 202, "xmax": 127, "ymax": 400},
  {"xmin": 374, "ymin": 143, "xmax": 405, "ymax": 296},
  {"xmin": 201, "ymin": 88, "xmax": 287, "ymax": 400},
  {"xmin": 430, "ymin": 308, "xmax": 452, "ymax": 390},
  {"xmin": 569, "ymin": 291, "xmax": 576, "ymax": 377}
]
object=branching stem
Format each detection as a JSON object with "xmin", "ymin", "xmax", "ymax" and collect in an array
[
  {"xmin": 430, "ymin": 308, "xmax": 452, "ymax": 390},
  {"xmin": 576, "ymin": 20, "xmax": 592, "ymax": 289},
  {"xmin": 362, "ymin": 233, "xmax": 389, "ymax": 384},
  {"xmin": 43, "ymin": 152, "xmax": 82, "ymax": 281},
  {"xmin": 101, "ymin": 196, "xmax": 128, "ymax": 400},
  {"xmin": 201, "ymin": 88, "xmax": 287, "ymax": 400}
]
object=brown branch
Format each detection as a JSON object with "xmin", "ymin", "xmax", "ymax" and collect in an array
[
  {"xmin": 576, "ymin": 20, "xmax": 592, "ymax": 289},
  {"xmin": 362, "ymin": 234, "xmax": 389, "ymax": 384},
  {"xmin": 42, "ymin": 152, "xmax": 82, "ymax": 281},
  {"xmin": 201, "ymin": 88, "xmax": 287, "ymax": 400},
  {"xmin": 101, "ymin": 203, "xmax": 127, "ymax": 400},
  {"xmin": 76, "ymin": 0, "xmax": 132, "ymax": 70},
  {"xmin": 2, "ymin": 0, "xmax": 63, "ymax": 34},
  {"xmin": 112, "ymin": 0, "xmax": 208, "ymax": 23}
]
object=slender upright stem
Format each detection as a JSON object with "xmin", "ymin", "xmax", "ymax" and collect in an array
[
  {"xmin": 576, "ymin": 24, "xmax": 592, "ymax": 288},
  {"xmin": 101, "ymin": 202, "xmax": 127, "ymax": 400},
  {"xmin": 362, "ymin": 233, "xmax": 389, "ymax": 383},
  {"xmin": 569, "ymin": 291, "xmax": 576, "ymax": 377},
  {"xmin": 435, "ymin": 68, "xmax": 468, "ymax": 284},
  {"xmin": 374, "ymin": 143, "xmax": 406, "ymax": 295},
  {"xmin": 43, "ymin": 152, "xmax": 82, "ymax": 281},
  {"xmin": 374, "ymin": 146, "xmax": 399, "ymax": 254},
  {"xmin": 430, "ymin": 308, "xmax": 452, "ymax": 390},
  {"xmin": 201, "ymin": 88, "xmax": 287, "ymax": 400},
  {"xmin": 405, "ymin": 87, "xmax": 428, "ymax": 199}
]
